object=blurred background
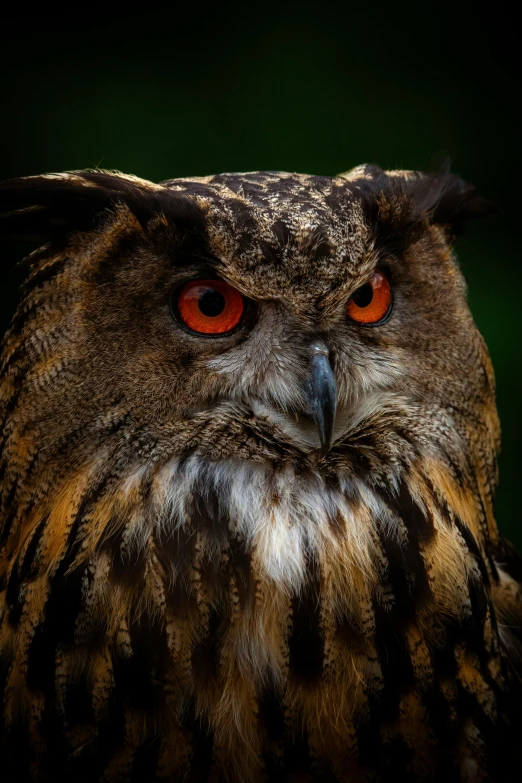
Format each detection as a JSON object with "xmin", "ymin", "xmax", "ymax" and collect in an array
[{"xmin": 1, "ymin": 3, "xmax": 520, "ymax": 546}]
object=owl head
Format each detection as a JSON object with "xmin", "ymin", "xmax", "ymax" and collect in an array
[{"xmin": 0, "ymin": 163, "xmax": 495, "ymax": 457}]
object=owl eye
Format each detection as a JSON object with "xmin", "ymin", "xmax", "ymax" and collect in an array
[
  {"xmin": 346, "ymin": 270, "xmax": 393, "ymax": 325},
  {"xmin": 174, "ymin": 279, "xmax": 245, "ymax": 335}
]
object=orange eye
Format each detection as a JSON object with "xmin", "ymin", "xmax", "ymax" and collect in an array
[
  {"xmin": 346, "ymin": 270, "xmax": 393, "ymax": 325},
  {"xmin": 175, "ymin": 279, "xmax": 245, "ymax": 335}
]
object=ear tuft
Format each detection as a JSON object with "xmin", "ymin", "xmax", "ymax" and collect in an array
[
  {"xmin": 343, "ymin": 163, "xmax": 495, "ymax": 246},
  {"xmin": 407, "ymin": 168, "xmax": 495, "ymax": 231},
  {"xmin": 0, "ymin": 171, "xmax": 163, "ymax": 243},
  {"xmin": 0, "ymin": 170, "xmax": 205, "ymax": 250}
]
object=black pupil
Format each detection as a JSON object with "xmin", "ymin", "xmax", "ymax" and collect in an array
[
  {"xmin": 198, "ymin": 289, "xmax": 226, "ymax": 317},
  {"xmin": 351, "ymin": 283, "xmax": 373, "ymax": 308}
]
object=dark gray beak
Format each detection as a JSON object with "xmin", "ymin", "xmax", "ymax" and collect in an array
[{"xmin": 304, "ymin": 343, "xmax": 337, "ymax": 451}]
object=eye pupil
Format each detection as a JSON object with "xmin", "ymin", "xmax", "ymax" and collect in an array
[
  {"xmin": 351, "ymin": 283, "xmax": 374, "ymax": 308},
  {"xmin": 198, "ymin": 289, "xmax": 226, "ymax": 317}
]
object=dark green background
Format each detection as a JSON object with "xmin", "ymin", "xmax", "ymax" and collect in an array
[{"xmin": 1, "ymin": 5, "xmax": 520, "ymax": 546}]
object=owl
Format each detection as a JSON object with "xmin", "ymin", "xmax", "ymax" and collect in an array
[{"xmin": 0, "ymin": 165, "xmax": 521, "ymax": 783}]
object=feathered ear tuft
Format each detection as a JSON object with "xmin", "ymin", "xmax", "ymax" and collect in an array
[
  {"xmin": 0, "ymin": 170, "xmax": 202, "ymax": 244},
  {"xmin": 407, "ymin": 167, "xmax": 495, "ymax": 232},
  {"xmin": 342, "ymin": 163, "xmax": 495, "ymax": 250}
]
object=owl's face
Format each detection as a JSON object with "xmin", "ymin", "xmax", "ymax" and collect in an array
[{"xmin": 13, "ymin": 167, "xmax": 488, "ymax": 471}]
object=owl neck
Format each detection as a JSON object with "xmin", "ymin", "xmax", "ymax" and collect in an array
[{"xmin": 3, "ymin": 448, "xmax": 498, "ymax": 638}]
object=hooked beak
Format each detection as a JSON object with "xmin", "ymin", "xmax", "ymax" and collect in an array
[{"xmin": 304, "ymin": 343, "xmax": 337, "ymax": 451}]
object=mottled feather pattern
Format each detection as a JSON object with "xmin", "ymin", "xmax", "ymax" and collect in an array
[{"xmin": 0, "ymin": 167, "xmax": 521, "ymax": 781}]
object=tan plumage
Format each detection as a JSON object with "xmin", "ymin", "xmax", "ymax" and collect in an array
[{"xmin": 0, "ymin": 166, "xmax": 521, "ymax": 782}]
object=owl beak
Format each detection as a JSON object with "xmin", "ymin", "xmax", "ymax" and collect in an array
[{"xmin": 305, "ymin": 343, "xmax": 337, "ymax": 452}]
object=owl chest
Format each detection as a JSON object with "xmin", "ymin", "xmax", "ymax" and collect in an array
[
  {"xmin": 85, "ymin": 472, "xmax": 507, "ymax": 780},
  {"xmin": 1, "ymin": 466, "xmax": 514, "ymax": 781},
  {"xmin": 80, "ymin": 523, "xmax": 506, "ymax": 783}
]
